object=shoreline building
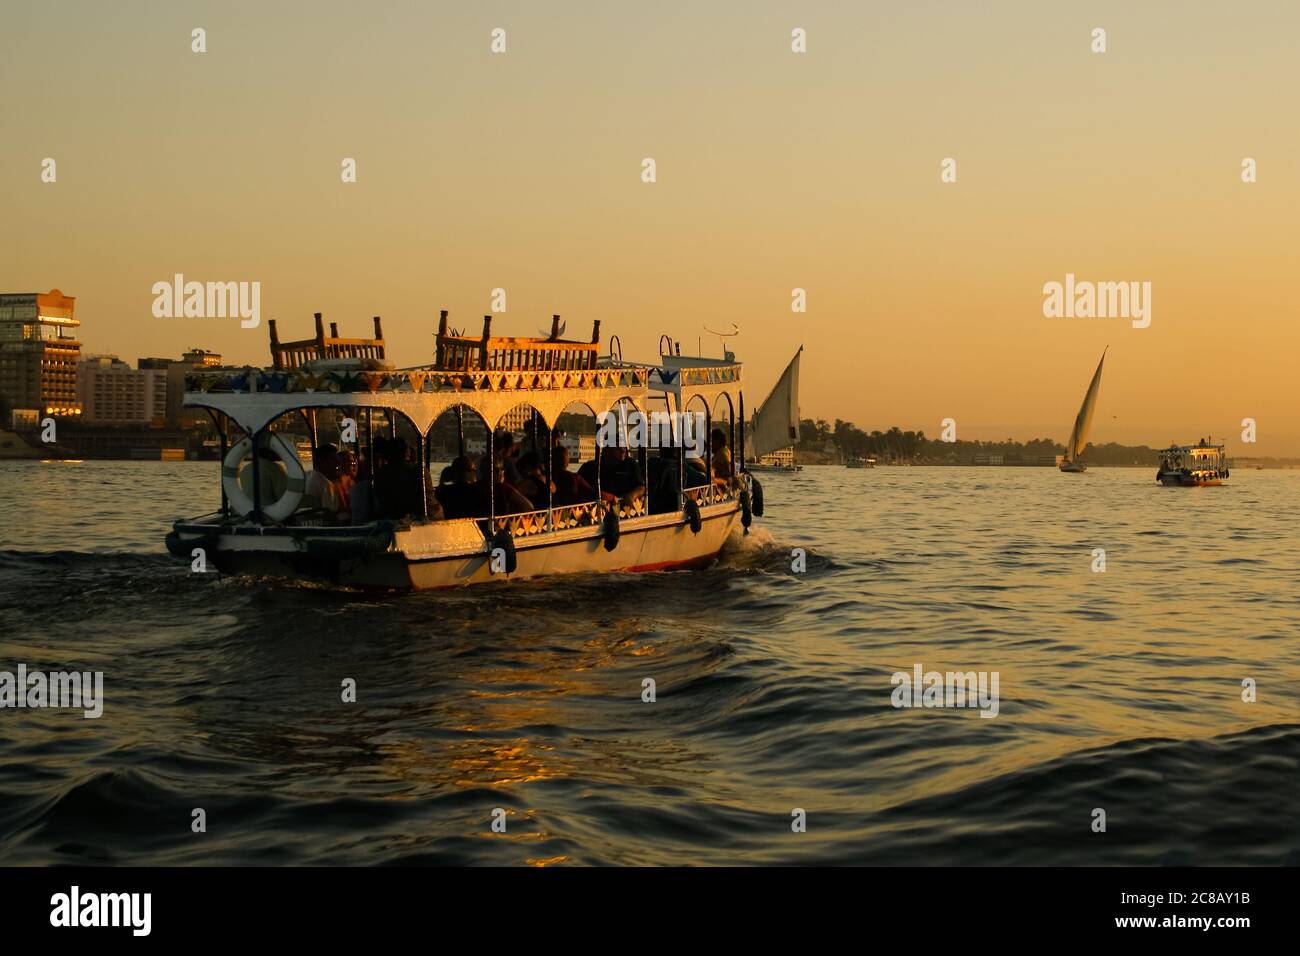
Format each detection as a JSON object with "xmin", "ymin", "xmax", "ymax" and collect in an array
[
  {"xmin": 76, "ymin": 355, "xmax": 169, "ymax": 424},
  {"xmin": 139, "ymin": 348, "xmax": 222, "ymax": 427},
  {"xmin": 0, "ymin": 289, "xmax": 82, "ymax": 423}
]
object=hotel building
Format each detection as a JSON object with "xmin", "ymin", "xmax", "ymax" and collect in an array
[{"xmin": 0, "ymin": 289, "xmax": 82, "ymax": 418}]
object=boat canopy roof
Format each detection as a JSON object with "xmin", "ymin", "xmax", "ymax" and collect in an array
[
  {"xmin": 1162, "ymin": 442, "xmax": 1225, "ymax": 455},
  {"xmin": 185, "ymin": 311, "xmax": 743, "ymax": 434}
]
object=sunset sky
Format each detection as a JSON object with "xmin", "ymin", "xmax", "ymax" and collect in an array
[{"xmin": 4, "ymin": 1, "xmax": 1298, "ymax": 452}]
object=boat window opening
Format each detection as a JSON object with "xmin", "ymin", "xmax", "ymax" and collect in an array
[
  {"xmin": 493, "ymin": 401, "xmax": 550, "ymax": 522},
  {"xmin": 428, "ymin": 404, "xmax": 490, "ymax": 522},
  {"xmin": 684, "ymin": 393, "xmax": 712, "ymax": 500},
  {"xmin": 552, "ymin": 402, "xmax": 602, "ymax": 515},
  {"xmin": 713, "ymin": 392, "xmax": 737, "ymax": 489}
]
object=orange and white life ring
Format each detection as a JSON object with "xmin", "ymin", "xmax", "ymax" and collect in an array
[{"xmin": 221, "ymin": 433, "xmax": 305, "ymax": 521}]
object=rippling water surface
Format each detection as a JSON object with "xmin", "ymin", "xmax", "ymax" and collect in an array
[{"xmin": 1, "ymin": 460, "xmax": 1298, "ymax": 865}]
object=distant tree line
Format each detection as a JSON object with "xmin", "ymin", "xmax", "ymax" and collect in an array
[{"xmin": 795, "ymin": 418, "xmax": 1162, "ymax": 466}]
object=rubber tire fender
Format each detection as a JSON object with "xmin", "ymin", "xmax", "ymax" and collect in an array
[
  {"xmin": 490, "ymin": 528, "xmax": 518, "ymax": 574},
  {"xmin": 750, "ymin": 475, "xmax": 764, "ymax": 517},
  {"xmin": 684, "ymin": 498, "xmax": 702, "ymax": 535},
  {"xmin": 602, "ymin": 506, "xmax": 621, "ymax": 552}
]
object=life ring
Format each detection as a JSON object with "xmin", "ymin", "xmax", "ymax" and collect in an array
[
  {"xmin": 684, "ymin": 497, "xmax": 702, "ymax": 534},
  {"xmin": 221, "ymin": 433, "xmax": 306, "ymax": 521},
  {"xmin": 602, "ymin": 506, "xmax": 621, "ymax": 552}
]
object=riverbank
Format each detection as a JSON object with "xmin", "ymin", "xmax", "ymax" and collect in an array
[{"xmin": 0, "ymin": 430, "xmax": 47, "ymax": 459}]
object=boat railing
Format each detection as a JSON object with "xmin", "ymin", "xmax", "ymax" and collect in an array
[
  {"xmin": 685, "ymin": 481, "xmax": 738, "ymax": 507},
  {"xmin": 489, "ymin": 495, "xmax": 649, "ymax": 539},
  {"xmin": 490, "ymin": 501, "xmax": 603, "ymax": 538},
  {"xmin": 550, "ymin": 501, "xmax": 602, "ymax": 530},
  {"xmin": 490, "ymin": 508, "xmax": 551, "ymax": 539},
  {"xmin": 435, "ymin": 314, "xmax": 601, "ymax": 372},
  {"xmin": 269, "ymin": 313, "xmax": 386, "ymax": 371},
  {"xmin": 618, "ymin": 496, "xmax": 647, "ymax": 519}
]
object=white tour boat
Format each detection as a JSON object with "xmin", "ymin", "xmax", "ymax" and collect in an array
[
  {"xmin": 165, "ymin": 312, "xmax": 766, "ymax": 589},
  {"xmin": 1156, "ymin": 440, "xmax": 1229, "ymax": 487}
]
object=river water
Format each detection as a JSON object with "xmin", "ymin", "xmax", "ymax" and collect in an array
[{"xmin": 1, "ymin": 460, "xmax": 1297, "ymax": 864}]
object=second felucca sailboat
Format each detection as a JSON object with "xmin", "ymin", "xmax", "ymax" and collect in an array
[{"xmin": 1057, "ymin": 348, "xmax": 1106, "ymax": 473}]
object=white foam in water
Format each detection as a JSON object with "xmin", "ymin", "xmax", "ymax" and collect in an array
[{"xmin": 719, "ymin": 524, "xmax": 781, "ymax": 569}]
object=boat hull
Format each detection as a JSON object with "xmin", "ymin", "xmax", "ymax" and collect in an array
[
  {"xmin": 1157, "ymin": 470, "xmax": 1224, "ymax": 487},
  {"xmin": 1058, "ymin": 461, "xmax": 1087, "ymax": 473},
  {"xmin": 170, "ymin": 503, "xmax": 741, "ymax": 590}
]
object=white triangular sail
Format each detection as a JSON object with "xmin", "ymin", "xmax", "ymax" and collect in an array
[
  {"xmin": 748, "ymin": 347, "xmax": 802, "ymax": 460},
  {"xmin": 1064, "ymin": 349, "xmax": 1106, "ymax": 463}
]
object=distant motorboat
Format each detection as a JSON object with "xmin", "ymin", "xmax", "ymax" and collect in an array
[
  {"xmin": 746, "ymin": 446, "xmax": 802, "ymax": 473},
  {"xmin": 845, "ymin": 456, "xmax": 875, "ymax": 469},
  {"xmin": 1157, "ymin": 440, "xmax": 1229, "ymax": 487},
  {"xmin": 1057, "ymin": 348, "xmax": 1106, "ymax": 473}
]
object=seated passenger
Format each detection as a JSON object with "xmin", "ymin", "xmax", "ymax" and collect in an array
[
  {"xmin": 484, "ymin": 461, "xmax": 534, "ymax": 516},
  {"xmin": 513, "ymin": 451, "xmax": 551, "ymax": 509},
  {"xmin": 373, "ymin": 436, "xmax": 423, "ymax": 520},
  {"xmin": 597, "ymin": 446, "xmax": 645, "ymax": 507},
  {"xmin": 303, "ymin": 443, "xmax": 344, "ymax": 517},
  {"xmin": 576, "ymin": 454, "xmax": 600, "ymax": 492},
  {"xmin": 435, "ymin": 456, "xmax": 479, "ymax": 518},
  {"xmin": 551, "ymin": 446, "xmax": 602, "ymax": 506},
  {"xmin": 647, "ymin": 448, "xmax": 682, "ymax": 514},
  {"xmin": 349, "ymin": 453, "xmax": 377, "ymax": 524},
  {"xmin": 683, "ymin": 453, "xmax": 709, "ymax": 488},
  {"xmin": 336, "ymin": 449, "xmax": 358, "ymax": 514},
  {"xmin": 710, "ymin": 428, "xmax": 734, "ymax": 483},
  {"xmin": 238, "ymin": 442, "xmax": 289, "ymax": 511},
  {"xmin": 480, "ymin": 430, "xmax": 523, "ymax": 487}
]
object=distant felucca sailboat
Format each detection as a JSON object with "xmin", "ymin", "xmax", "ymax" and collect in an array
[
  {"xmin": 1057, "ymin": 348, "xmax": 1106, "ymax": 473},
  {"xmin": 745, "ymin": 346, "xmax": 802, "ymax": 472}
]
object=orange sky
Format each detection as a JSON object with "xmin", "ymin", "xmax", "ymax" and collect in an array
[{"xmin": 4, "ymin": 1, "xmax": 1298, "ymax": 452}]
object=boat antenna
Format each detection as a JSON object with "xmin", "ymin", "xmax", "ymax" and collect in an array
[{"xmin": 703, "ymin": 322, "xmax": 740, "ymax": 358}]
